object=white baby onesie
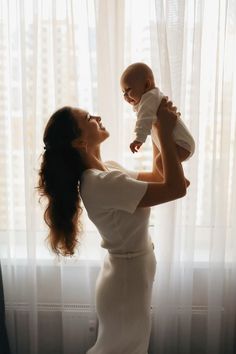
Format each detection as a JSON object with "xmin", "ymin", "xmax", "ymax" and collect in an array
[{"xmin": 133, "ymin": 87, "xmax": 195, "ymax": 159}]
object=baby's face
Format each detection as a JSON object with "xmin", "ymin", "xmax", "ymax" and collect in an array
[{"xmin": 120, "ymin": 77, "xmax": 146, "ymax": 106}]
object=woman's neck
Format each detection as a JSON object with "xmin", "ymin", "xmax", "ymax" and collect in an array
[{"xmin": 81, "ymin": 146, "xmax": 108, "ymax": 171}]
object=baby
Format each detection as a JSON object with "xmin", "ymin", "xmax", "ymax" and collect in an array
[{"xmin": 120, "ymin": 62, "xmax": 195, "ymax": 178}]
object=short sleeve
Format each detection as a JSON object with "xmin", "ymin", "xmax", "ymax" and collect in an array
[
  {"xmin": 90, "ymin": 170, "xmax": 148, "ymax": 214},
  {"xmin": 105, "ymin": 160, "xmax": 138, "ymax": 179}
]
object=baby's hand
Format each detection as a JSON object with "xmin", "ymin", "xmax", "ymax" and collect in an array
[{"xmin": 130, "ymin": 140, "xmax": 143, "ymax": 153}]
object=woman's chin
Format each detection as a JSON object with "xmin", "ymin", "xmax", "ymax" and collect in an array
[
  {"xmin": 105, "ymin": 131, "xmax": 110, "ymax": 138},
  {"xmin": 102, "ymin": 130, "xmax": 110, "ymax": 140}
]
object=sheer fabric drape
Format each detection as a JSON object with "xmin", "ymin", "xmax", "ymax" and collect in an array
[{"xmin": 0, "ymin": 0, "xmax": 235, "ymax": 353}]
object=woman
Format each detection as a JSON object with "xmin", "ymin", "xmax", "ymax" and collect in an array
[{"xmin": 38, "ymin": 98, "xmax": 188, "ymax": 354}]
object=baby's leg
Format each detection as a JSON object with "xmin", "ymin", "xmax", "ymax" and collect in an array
[
  {"xmin": 156, "ymin": 145, "xmax": 190, "ymax": 186},
  {"xmin": 176, "ymin": 145, "xmax": 191, "ymax": 161}
]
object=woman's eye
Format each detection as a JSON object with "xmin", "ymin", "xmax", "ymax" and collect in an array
[{"xmin": 87, "ymin": 114, "xmax": 91, "ymax": 121}]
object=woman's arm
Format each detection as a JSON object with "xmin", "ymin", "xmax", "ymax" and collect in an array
[
  {"xmin": 137, "ymin": 142, "xmax": 163, "ymax": 182},
  {"xmin": 137, "ymin": 99, "xmax": 179, "ymax": 183},
  {"xmin": 137, "ymin": 100, "xmax": 187, "ymax": 208}
]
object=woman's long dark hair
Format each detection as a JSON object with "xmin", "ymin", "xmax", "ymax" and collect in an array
[{"xmin": 37, "ymin": 107, "xmax": 85, "ymax": 256}]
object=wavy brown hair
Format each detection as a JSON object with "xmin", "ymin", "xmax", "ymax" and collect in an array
[{"xmin": 37, "ymin": 106, "xmax": 86, "ymax": 256}]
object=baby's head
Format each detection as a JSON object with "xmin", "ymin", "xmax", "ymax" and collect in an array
[{"xmin": 120, "ymin": 63, "xmax": 155, "ymax": 106}]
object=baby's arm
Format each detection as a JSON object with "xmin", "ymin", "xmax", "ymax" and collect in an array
[{"xmin": 131, "ymin": 92, "xmax": 161, "ymax": 153}]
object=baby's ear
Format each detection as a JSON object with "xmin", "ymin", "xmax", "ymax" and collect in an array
[{"xmin": 145, "ymin": 79, "xmax": 152, "ymax": 89}]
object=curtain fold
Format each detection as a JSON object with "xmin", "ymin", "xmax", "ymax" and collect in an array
[
  {"xmin": 0, "ymin": 262, "xmax": 11, "ymax": 354},
  {"xmin": 0, "ymin": 0, "xmax": 235, "ymax": 353}
]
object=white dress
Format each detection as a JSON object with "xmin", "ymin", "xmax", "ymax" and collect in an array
[{"xmin": 81, "ymin": 161, "xmax": 157, "ymax": 354}]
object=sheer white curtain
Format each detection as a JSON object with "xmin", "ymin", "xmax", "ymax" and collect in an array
[{"xmin": 0, "ymin": 0, "xmax": 235, "ymax": 353}]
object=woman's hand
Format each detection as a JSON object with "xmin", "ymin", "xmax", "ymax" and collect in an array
[{"xmin": 153, "ymin": 97, "xmax": 179, "ymax": 140}]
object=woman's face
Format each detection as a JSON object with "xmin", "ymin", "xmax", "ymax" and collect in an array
[{"xmin": 72, "ymin": 108, "xmax": 109, "ymax": 147}]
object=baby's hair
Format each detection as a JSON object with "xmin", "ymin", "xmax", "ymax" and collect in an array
[{"xmin": 121, "ymin": 62, "xmax": 155, "ymax": 86}]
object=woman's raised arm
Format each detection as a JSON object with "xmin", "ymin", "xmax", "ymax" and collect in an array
[
  {"xmin": 137, "ymin": 100, "xmax": 187, "ymax": 208},
  {"xmin": 137, "ymin": 99, "xmax": 178, "ymax": 183},
  {"xmin": 137, "ymin": 142, "xmax": 162, "ymax": 182}
]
